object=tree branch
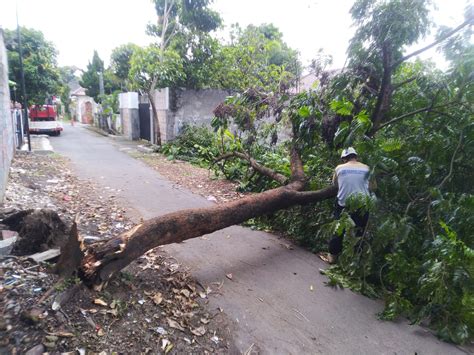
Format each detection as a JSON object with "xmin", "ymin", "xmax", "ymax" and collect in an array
[
  {"xmin": 376, "ymin": 101, "xmax": 456, "ymax": 132},
  {"xmin": 394, "ymin": 17, "xmax": 474, "ymax": 67},
  {"xmin": 160, "ymin": 0, "xmax": 177, "ymax": 52},
  {"xmin": 290, "ymin": 146, "xmax": 305, "ymax": 182},
  {"xmin": 81, "ymin": 183, "xmax": 336, "ymax": 286},
  {"xmin": 163, "ymin": 22, "xmax": 178, "ymax": 49},
  {"xmin": 392, "ymin": 76, "xmax": 418, "ymax": 91},
  {"xmin": 377, "ymin": 105, "xmax": 433, "ymax": 131},
  {"xmin": 437, "ymin": 128, "xmax": 463, "ymax": 190},
  {"xmin": 370, "ymin": 42, "xmax": 393, "ymax": 135},
  {"xmin": 214, "ymin": 152, "xmax": 288, "ymax": 185},
  {"xmin": 291, "ymin": 185, "xmax": 338, "ymax": 205}
]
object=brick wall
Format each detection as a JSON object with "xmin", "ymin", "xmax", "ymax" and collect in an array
[{"xmin": 0, "ymin": 29, "xmax": 15, "ymax": 203}]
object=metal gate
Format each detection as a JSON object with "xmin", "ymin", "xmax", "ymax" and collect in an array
[{"xmin": 138, "ymin": 103, "xmax": 151, "ymax": 141}]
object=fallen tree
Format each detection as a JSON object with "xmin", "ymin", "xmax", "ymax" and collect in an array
[
  {"xmin": 24, "ymin": 6, "xmax": 473, "ymax": 291},
  {"xmin": 2, "ymin": 1, "xmax": 472, "ymax": 346},
  {"xmin": 54, "ymin": 148, "xmax": 337, "ymax": 288}
]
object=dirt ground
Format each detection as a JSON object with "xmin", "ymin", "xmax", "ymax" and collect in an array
[
  {"xmin": 129, "ymin": 151, "xmax": 249, "ymax": 204},
  {"xmin": 0, "ymin": 153, "xmax": 235, "ymax": 354}
]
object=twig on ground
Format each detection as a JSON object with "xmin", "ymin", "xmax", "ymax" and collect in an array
[
  {"xmin": 244, "ymin": 343, "xmax": 255, "ymax": 355},
  {"xmin": 293, "ymin": 308, "xmax": 310, "ymax": 322}
]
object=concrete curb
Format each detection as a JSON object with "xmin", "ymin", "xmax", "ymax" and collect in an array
[
  {"xmin": 136, "ymin": 145, "xmax": 155, "ymax": 154},
  {"xmin": 84, "ymin": 125, "xmax": 109, "ymax": 137},
  {"xmin": 83, "ymin": 125, "xmax": 160, "ymax": 153},
  {"xmin": 21, "ymin": 135, "xmax": 54, "ymax": 154}
]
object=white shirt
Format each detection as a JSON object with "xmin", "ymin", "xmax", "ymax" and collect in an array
[{"xmin": 333, "ymin": 161, "xmax": 370, "ymax": 207}]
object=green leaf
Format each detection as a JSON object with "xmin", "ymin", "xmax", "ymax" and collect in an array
[{"xmin": 298, "ymin": 106, "xmax": 311, "ymax": 118}]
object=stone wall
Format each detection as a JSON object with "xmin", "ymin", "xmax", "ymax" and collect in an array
[{"xmin": 0, "ymin": 29, "xmax": 15, "ymax": 202}]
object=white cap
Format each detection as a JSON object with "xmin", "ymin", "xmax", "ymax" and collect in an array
[{"xmin": 341, "ymin": 147, "xmax": 358, "ymax": 158}]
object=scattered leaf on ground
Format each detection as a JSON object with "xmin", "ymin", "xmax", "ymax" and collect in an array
[
  {"xmin": 93, "ymin": 298, "xmax": 108, "ymax": 307},
  {"xmin": 191, "ymin": 326, "xmax": 207, "ymax": 337},
  {"xmin": 167, "ymin": 318, "xmax": 185, "ymax": 332}
]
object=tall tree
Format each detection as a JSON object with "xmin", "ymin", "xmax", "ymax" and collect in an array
[
  {"xmin": 110, "ymin": 43, "xmax": 140, "ymax": 90},
  {"xmin": 138, "ymin": 0, "xmax": 222, "ymax": 144},
  {"xmin": 288, "ymin": 0, "xmax": 473, "ymax": 343},
  {"xmin": 80, "ymin": 51, "xmax": 105, "ymax": 102},
  {"xmin": 129, "ymin": 45, "xmax": 184, "ymax": 135},
  {"xmin": 4, "ymin": 27, "xmax": 61, "ymax": 105},
  {"xmin": 146, "ymin": 0, "xmax": 221, "ymax": 53}
]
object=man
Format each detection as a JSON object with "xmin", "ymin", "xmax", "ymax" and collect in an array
[{"xmin": 325, "ymin": 147, "xmax": 371, "ymax": 264}]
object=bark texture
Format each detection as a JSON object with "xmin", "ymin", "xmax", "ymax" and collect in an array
[
  {"xmin": 148, "ymin": 92, "xmax": 161, "ymax": 146},
  {"xmin": 77, "ymin": 183, "xmax": 337, "ymax": 287}
]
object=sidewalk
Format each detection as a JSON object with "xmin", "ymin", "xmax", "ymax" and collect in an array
[
  {"xmin": 51, "ymin": 125, "xmax": 468, "ymax": 354},
  {"xmin": 21, "ymin": 134, "xmax": 53, "ymax": 153}
]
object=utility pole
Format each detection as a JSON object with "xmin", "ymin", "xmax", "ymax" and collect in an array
[
  {"xmin": 99, "ymin": 71, "xmax": 104, "ymax": 96},
  {"xmin": 16, "ymin": 5, "xmax": 31, "ymax": 151}
]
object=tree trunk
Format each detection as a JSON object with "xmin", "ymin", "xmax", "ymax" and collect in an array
[
  {"xmin": 370, "ymin": 42, "xmax": 393, "ymax": 135},
  {"xmin": 148, "ymin": 91, "xmax": 161, "ymax": 146},
  {"xmin": 75, "ymin": 183, "xmax": 337, "ymax": 287}
]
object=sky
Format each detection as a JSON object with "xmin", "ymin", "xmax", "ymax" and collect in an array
[{"xmin": 0, "ymin": 0, "xmax": 469, "ymax": 71}]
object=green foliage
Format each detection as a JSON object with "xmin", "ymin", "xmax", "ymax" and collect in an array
[
  {"xmin": 79, "ymin": 51, "xmax": 104, "ymax": 102},
  {"xmin": 415, "ymin": 223, "xmax": 473, "ymax": 343},
  {"xmin": 146, "ymin": 0, "xmax": 222, "ymax": 89},
  {"xmin": 147, "ymin": 0, "xmax": 221, "ymax": 38},
  {"xmin": 5, "ymin": 27, "xmax": 61, "ymax": 105},
  {"xmin": 160, "ymin": 125, "xmax": 219, "ymax": 166},
  {"xmin": 110, "ymin": 43, "xmax": 140, "ymax": 89},
  {"xmin": 349, "ymin": 0, "xmax": 431, "ymax": 66},
  {"xmin": 129, "ymin": 46, "xmax": 184, "ymax": 93},
  {"xmin": 171, "ymin": 34, "xmax": 222, "ymax": 89},
  {"xmin": 213, "ymin": 24, "xmax": 301, "ymax": 92},
  {"xmin": 99, "ymin": 92, "xmax": 119, "ymax": 116},
  {"xmin": 135, "ymin": 0, "xmax": 474, "ymax": 344}
]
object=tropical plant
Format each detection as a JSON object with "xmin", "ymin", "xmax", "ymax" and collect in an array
[{"xmin": 4, "ymin": 27, "xmax": 61, "ymax": 105}]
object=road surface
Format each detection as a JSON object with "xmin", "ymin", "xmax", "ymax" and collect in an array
[{"xmin": 51, "ymin": 125, "xmax": 467, "ymax": 354}]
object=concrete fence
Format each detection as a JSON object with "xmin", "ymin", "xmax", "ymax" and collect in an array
[
  {"xmin": 119, "ymin": 88, "xmax": 229, "ymax": 144},
  {"xmin": 152, "ymin": 88, "xmax": 229, "ymax": 143},
  {"xmin": 160, "ymin": 88, "xmax": 229, "ymax": 141},
  {"xmin": 119, "ymin": 92, "xmax": 140, "ymax": 140},
  {"xmin": 0, "ymin": 29, "xmax": 15, "ymax": 202}
]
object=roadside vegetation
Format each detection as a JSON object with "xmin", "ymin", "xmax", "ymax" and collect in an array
[
  {"xmin": 159, "ymin": 1, "xmax": 474, "ymax": 344},
  {"xmin": 4, "ymin": 0, "xmax": 473, "ymax": 345}
]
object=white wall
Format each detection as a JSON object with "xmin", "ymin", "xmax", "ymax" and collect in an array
[{"xmin": 0, "ymin": 29, "xmax": 15, "ymax": 202}]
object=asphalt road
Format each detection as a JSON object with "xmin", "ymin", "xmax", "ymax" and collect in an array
[{"xmin": 51, "ymin": 125, "xmax": 467, "ymax": 354}]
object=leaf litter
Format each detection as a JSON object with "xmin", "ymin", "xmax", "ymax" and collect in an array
[{"xmin": 0, "ymin": 152, "xmax": 234, "ymax": 353}]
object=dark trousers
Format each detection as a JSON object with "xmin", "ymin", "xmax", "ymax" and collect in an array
[{"xmin": 328, "ymin": 202, "xmax": 369, "ymax": 255}]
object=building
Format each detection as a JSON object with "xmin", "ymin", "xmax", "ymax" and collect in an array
[{"xmin": 69, "ymin": 84, "xmax": 97, "ymax": 124}]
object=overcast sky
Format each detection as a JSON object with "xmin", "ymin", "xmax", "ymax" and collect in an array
[{"xmin": 0, "ymin": 0, "xmax": 469, "ymax": 71}]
